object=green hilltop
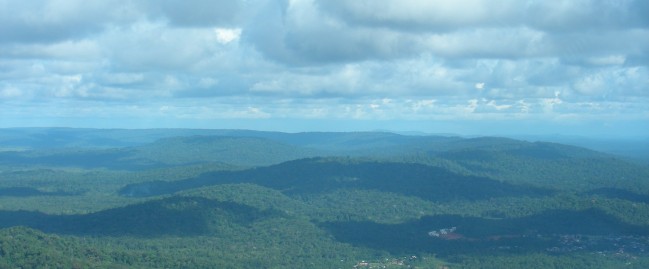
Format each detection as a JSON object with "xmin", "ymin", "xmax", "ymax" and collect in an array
[{"xmin": 1, "ymin": 128, "xmax": 648, "ymax": 268}]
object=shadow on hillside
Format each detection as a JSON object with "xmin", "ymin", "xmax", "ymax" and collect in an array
[
  {"xmin": 317, "ymin": 208, "xmax": 649, "ymax": 256},
  {"xmin": 0, "ymin": 197, "xmax": 279, "ymax": 237},
  {"xmin": 120, "ymin": 158, "xmax": 553, "ymax": 202}
]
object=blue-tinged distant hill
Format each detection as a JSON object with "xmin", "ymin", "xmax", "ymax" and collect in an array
[
  {"xmin": 514, "ymin": 134, "xmax": 649, "ymax": 163},
  {"xmin": 129, "ymin": 135, "xmax": 323, "ymax": 167},
  {"xmin": 432, "ymin": 137, "xmax": 649, "ymax": 192},
  {"xmin": 1, "ymin": 128, "xmax": 649, "ymax": 268},
  {"xmin": 0, "ymin": 127, "xmax": 253, "ymax": 149},
  {"xmin": 0, "ymin": 135, "xmax": 322, "ymax": 169},
  {"xmin": 0, "ymin": 128, "xmax": 462, "ymax": 168},
  {"xmin": 1, "ymin": 128, "xmax": 646, "ymax": 162},
  {"xmin": 0, "ymin": 127, "xmax": 458, "ymax": 152},
  {"xmin": 1, "ymin": 129, "xmax": 648, "ymax": 192}
]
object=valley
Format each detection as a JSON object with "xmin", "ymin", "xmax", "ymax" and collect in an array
[{"xmin": 0, "ymin": 128, "xmax": 648, "ymax": 268}]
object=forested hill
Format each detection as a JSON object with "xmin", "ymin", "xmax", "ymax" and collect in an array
[
  {"xmin": 119, "ymin": 157, "xmax": 553, "ymax": 199},
  {"xmin": 1, "ymin": 128, "xmax": 645, "ymax": 162},
  {"xmin": 1, "ymin": 128, "xmax": 649, "ymax": 268},
  {"xmin": 0, "ymin": 127, "xmax": 440, "ymax": 150},
  {"xmin": 1, "ymin": 129, "xmax": 646, "ymax": 193},
  {"xmin": 0, "ymin": 127, "xmax": 642, "ymax": 164},
  {"xmin": 131, "ymin": 136, "xmax": 322, "ymax": 166},
  {"xmin": 0, "ymin": 135, "xmax": 322, "ymax": 169}
]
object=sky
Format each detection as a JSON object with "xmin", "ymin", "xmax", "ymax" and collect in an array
[{"xmin": 0, "ymin": 0, "xmax": 648, "ymax": 137}]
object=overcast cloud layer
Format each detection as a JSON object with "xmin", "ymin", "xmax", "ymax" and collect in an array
[{"xmin": 1, "ymin": 0, "xmax": 648, "ymax": 137}]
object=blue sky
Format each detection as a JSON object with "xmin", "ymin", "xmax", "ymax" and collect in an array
[{"xmin": 0, "ymin": 0, "xmax": 648, "ymax": 137}]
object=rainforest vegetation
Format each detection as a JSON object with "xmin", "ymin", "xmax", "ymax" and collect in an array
[{"xmin": 1, "ymin": 128, "xmax": 648, "ymax": 268}]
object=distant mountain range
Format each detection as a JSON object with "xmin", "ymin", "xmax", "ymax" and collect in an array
[{"xmin": 1, "ymin": 128, "xmax": 646, "ymax": 162}]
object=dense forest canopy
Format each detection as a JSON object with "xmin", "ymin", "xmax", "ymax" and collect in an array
[{"xmin": 0, "ymin": 128, "xmax": 648, "ymax": 268}]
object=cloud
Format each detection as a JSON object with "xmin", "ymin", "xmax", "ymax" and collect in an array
[
  {"xmin": 244, "ymin": 0, "xmax": 445, "ymax": 65},
  {"xmin": 0, "ymin": 85, "xmax": 22, "ymax": 98},
  {"xmin": 214, "ymin": 28, "xmax": 242, "ymax": 44},
  {"xmin": 0, "ymin": 0, "xmax": 647, "ymax": 136},
  {"xmin": 317, "ymin": 0, "xmax": 649, "ymax": 32},
  {"xmin": 572, "ymin": 66, "xmax": 649, "ymax": 98},
  {"xmin": 143, "ymin": 0, "xmax": 242, "ymax": 27},
  {"xmin": 245, "ymin": 0, "xmax": 649, "ymax": 66},
  {"xmin": 0, "ymin": 0, "xmax": 138, "ymax": 44},
  {"xmin": 100, "ymin": 22, "xmax": 223, "ymax": 71},
  {"xmin": 316, "ymin": 0, "xmax": 515, "ymax": 32}
]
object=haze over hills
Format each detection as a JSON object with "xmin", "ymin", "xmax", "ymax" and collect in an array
[
  {"xmin": 2, "ymin": 0, "xmax": 647, "ymax": 267},
  {"xmin": 1, "ymin": 128, "xmax": 646, "ymax": 162},
  {"xmin": 1, "ymin": 128, "xmax": 649, "ymax": 268}
]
